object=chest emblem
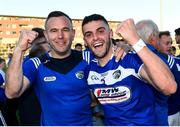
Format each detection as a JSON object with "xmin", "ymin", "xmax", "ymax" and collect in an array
[
  {"xmin": 112, "ymin": 70, "xmax": 121, "ymax": 79},
  {"xmin": 75, "ymin": 71, "xmax": 84, "ymax": 79}
]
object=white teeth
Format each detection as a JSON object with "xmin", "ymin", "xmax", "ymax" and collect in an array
[{"xmin": 94, "ymin": 42, "xmax": 102, "ymax": 47}]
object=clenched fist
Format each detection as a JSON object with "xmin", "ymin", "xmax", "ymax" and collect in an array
[{"xmin": 16, "ymin": 29, "xmax": 38, "ymax": 52}]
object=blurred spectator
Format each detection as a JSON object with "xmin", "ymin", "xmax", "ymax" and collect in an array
[
  {"xmin": 92, "ymin": 104, "xmax": 104, "ymax": 126},
  {"xmin": 7, "ymin": 53, "xmax": 12, "ymax": 66},
  {"xmin": 159, "ymin": 31, "xmax": 172, "ymax": 55},
  {"xmin": 175, "ymin": 28, "xmax": 180, "ymax": 57},
  {"xmin": 0, "ymin": 58, "xmax": 18, "ymax": 126},
  {"xmin": 0, "ymin": 58, "xmax": 6, "ymax": 86},
  {"xmin": 0, "ymin": 57, "xmax": 6, "ymax": 106},
  {"xmin": 90, "ymin": 92, "xmax": 104, "ymax": 126},
  {"xmin": 74, "ymin": 43, "xmax": 83, "ymax": 51},
  {"xmin": 170, "ymin": 46, "xmax": 176, "ymax": 56}
]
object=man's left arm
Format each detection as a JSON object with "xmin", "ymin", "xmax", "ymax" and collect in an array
[{"xmin": 116, "ymin": 18, "xmax": 177, "ymax": 95}]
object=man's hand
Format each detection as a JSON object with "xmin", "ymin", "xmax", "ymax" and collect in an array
[
  {"xmin": 116, "ymin": 19, "xmax": 140, "ymax": 45},
  {"xmin": 113, "ymin": 46, "xmax": 125, "ymax": 62},
  {"xmin": 16, "ymin": 30, "xmax": 38, "ymax": 52}
]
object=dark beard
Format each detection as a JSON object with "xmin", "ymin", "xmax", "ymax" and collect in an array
[{"xmin": 95, "ymin": 39, "xmax": 112, "ymax": 59}]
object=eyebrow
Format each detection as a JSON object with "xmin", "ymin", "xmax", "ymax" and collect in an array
[
  {"xmin": 84, "ymin": 26, "xmax": 106, "ymax": 35},
  {"xmin": 97, "ymin": 27, "xmax": 106, "ymax": 30},
  {"xmin": 48, "ymin": 26, "xmax": 72, "ymax": 31}
]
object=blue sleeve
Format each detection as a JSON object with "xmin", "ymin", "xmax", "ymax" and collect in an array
[
  {"xmin": 0, "ymin": 75, "xmax": 4, "ymax": 86},
  {"xmin": 82, "ymin": 49, "xmax": 95, "ymax": 64},
  {"xmin": 171, "ymin": 57, "xmax": 180, "ymax": 84},
  {"xmin": 155, "ymin": 52, "xmax": 173, "ymax": 68},
  {"xmin": 174, "ymin": 57, "xmax": 180, "ymax": 71},
  {"xmin": 124, "ymin": 53, "xmax": 143, "ymax": 74},
  {"xmin": 23, "ymin": 58, "xmax": 39, "ymax": 85},
  {"xmin": 157, "ymin": 54, "xmax": 179, "ymax": 72},
  {"xmin": 147, "ymin": 44, "xmax": 174, "ymax": 68},
  {"xmin": 0, "ymin": 88, "xmax": 6, "ymax": 102}
]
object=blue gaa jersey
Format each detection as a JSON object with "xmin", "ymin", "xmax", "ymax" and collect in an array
[
  {"xmin": 0, "ymin": 87, "xmax": 6, "ymax": 103},
  {"xmin": 147, "ymin": 44, "xmax": 169, "ymax": 125},
  {"xmin": 147, "ymin": 44, "xmax": 180, "ymax": 124},
  {"xmin": 87, "ymin": 53, "xmax": 155, "ymax": 126},
  {"xmin": 23, "ymin": 50, "xmax": 92, "ymax": 126},
  {"xmin": 0, "ymin": 70, "xmax": 5, "ymax": 86},
  {"xmin": 168, "ymin": 56, "xmax": 180, "ymax": 115},
  {"xmin": 0, "ymin": 70, "xmax": 6, "ymax": 103}
]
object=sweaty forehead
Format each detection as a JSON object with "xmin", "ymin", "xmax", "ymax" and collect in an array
[{"xmin": 46, "ymin": 16, "xmax": 72, "ymax": 29}]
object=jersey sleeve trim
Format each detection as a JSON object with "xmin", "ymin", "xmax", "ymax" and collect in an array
[
  {"xmin": 168, "ymin": 55, "xmax": 175, "ymax": 69},
  {"xmin": 137, "ymin": 64, "xmax": 144, "ymax": 79},
  {"xmin": 82, "ymin": 50, "xmax": 91, "ymax": 64},
  {"xmin": 30, "ymin": 57, "xmax": 41, "ymax": 69}
]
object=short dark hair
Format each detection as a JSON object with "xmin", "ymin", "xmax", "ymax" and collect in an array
[
  {"xmin": 0, "ymin": 57, "xmax": 5, "ymax": 64},
  {"xmin": 82, "ymin": 14, "xmax": 109, "ymax": 28},
  {"xmin": 75, "ymin": 43, "xmax": 82, "ymax": 48},
  {"xmin": 159, "ymin": 31, "xmax": 171, "ymax": 38},
  {"xmin": 29, "ymin": 44, "xmax": 47, "ymax": 58},
  {"xmin": 171, "ymin": 46, "xmax": 176, "ymax": 51},
  {"xmin": 32, "ymin": 27, "xmax": 44, "ymax": 38},
  {"xmin": 175, "ymin": 28, "xmax": 180, "ymax": 35},
  {"xmin": 45, "ymin": 11, "xmax": 72, "ymax": 27}
]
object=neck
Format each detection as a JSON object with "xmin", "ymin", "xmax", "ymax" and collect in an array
[
  {"xmin": 98, "ymin": 46, "xmax": 113, "ymax": 67},
  {"xmin": 49, "ymin": 50, "xmax": 71, "ymax": 59}
]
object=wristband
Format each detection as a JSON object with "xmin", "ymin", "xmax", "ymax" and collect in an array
[{"xmin": 132, "ymin": 39, "xmax": 146, "ymax": 52}]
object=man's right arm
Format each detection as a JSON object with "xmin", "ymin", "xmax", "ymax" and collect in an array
[
  {"xmin": 5, "ymin": 30, "xmax": 38, "ymax": 98},
  {"xmin": 5, "ymin": 48, "xmax": 30, "ymax": 98}
]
